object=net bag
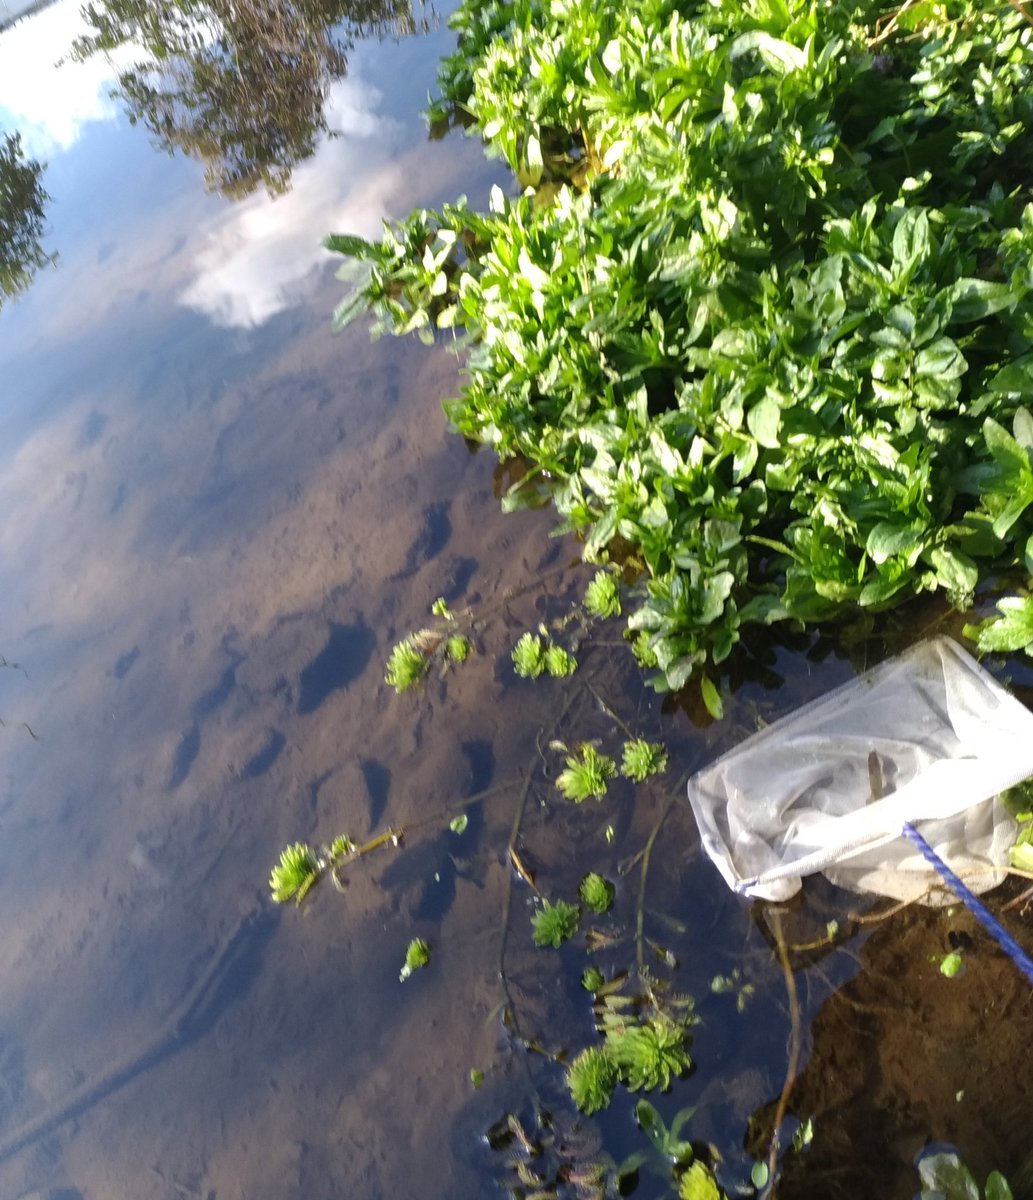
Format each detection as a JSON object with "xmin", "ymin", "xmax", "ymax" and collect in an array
[{"xmin": 686, "ymin": 637, "xmax": 1033, "ymax": 904}]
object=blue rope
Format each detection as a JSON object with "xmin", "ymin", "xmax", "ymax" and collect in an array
[{"xmin": 901, "ymin": 822, "xmax": 1033, "ymax": 989}]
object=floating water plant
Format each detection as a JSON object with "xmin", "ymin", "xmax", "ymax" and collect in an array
[
  {"xmin": 512, "ymin": 631, "xmax": 546, "ymax": 678},
  {"xmin": 269, "ymin": 842, "xmax": 321, "ymax": 905},
  {"xmin": 399, "ymin": 938, "xmax": 431, "ymax": 981},
  {"xmin": 556, "ymin": 744, "xmax": 615, "ymax": 803},
  {"xmin": 385, "ymin": 637, "xmax": 431, "ymax": 693},
  {"xmin": 579, "ymin": 872, "xmax": 614, "ymax": 915},
  {"xmin": 269, "ymin": 829, "xmax": 401, "ymax": 906},
  {"xmin": 620, "ymin": 738, "xmax": 668, "ymax": 783},
  {"xmin": 566, "ymin": 1047, "xmax": 618, "ymax": 1115},
  {"xmin": 531, "ymin": 899, "xmax": 580, "ymax": 947},
  {"xmin": 512, "ymin": 630, "xmax": 577, "ymax": 679},
  {"xmin": 584, "ymin": 570, "xmax": 621, "ymax": 620}
]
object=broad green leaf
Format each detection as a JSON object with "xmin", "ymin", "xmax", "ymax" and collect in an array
[
  {"xmin": 916, "ymin": 1150, "xmax": 980, "ymax": 1200},
  {"xmin": 729, "ymin": 30, "xmax": 806, "ymax": 74},
  {"xmin": 746, "ymin": 396, "xmax": 781, "ymax": 449},
  {"xmin": 966, "ymin": 596, "xmax": 1033, "ymax": 653},
  {"xmin": 700, "ymin": 675, "xmax": 723, "ymax": 720},
  {"xmin": 985, "ymin": 1171, "xmax": 1014, "ymax": 1200},
  {"xmin": 332, "ymin": 289, "xmax": 372, "ymax": 330},
  {"xmin": 984, "ymin": 418, "xmax": 1032, "ymax": 480},
  {"xmin": 927, "ymin": 545, "xmax": 978, "ymax": 599},
  {"xmin": 915, "ymin": 337, "xmax": 966, "ymax": 380},
  {"xmin": 891, "ymin": 208, "xmax": 929, "ymax": 279},
  {"xmin": 866, "ymin": 521, "xmax": 924, "ymax": 565},
  {"xmin": 948, "ymin": 278, "xmax": 1015, "ymax": 322},
  {"xmin": 324, "ymin": 232, "xmax": 375, "ymax": 258}
]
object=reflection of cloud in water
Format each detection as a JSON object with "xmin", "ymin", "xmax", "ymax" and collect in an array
[
  {"xmin": 0, "ymin": 0, "xmax": 132, "ymax": 155},
  {"xmin": 178, "ymin": 76, "xmax": 405, "ymax": 328}
]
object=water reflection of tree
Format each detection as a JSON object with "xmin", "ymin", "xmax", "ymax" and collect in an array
[
  {"xmin": 71, "ymin": 0, "xmax": 417, "ymax": 198},
  {"xmin": 0, "ymin": 131, "xmax": 51, "ymax": 309}
]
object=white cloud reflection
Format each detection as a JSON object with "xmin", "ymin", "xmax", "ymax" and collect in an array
[
  {"xmin": 176, "ymin": 76, "xmax": 406, "ymax": 328},
  {"xmin": 0, "ymin": 0, "xmax": 133, "ymax": 156}
]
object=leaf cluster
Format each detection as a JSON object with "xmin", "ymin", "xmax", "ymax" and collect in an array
[
  {"xmin": 269, "ymin": 841, "xmax": 320, "ymax": 904},
  {"xmin": 330, "ymin": 0, "xmax": 1033, "ymax": 691},
  {"xmin": 568, "ymin": 994, "xmax": 694, "ymax": 1113},
  {"xmin": 0, "ymin": 133, "xmax": 52, "ymax": 306},
  {"xmin": 916, "ymin": 1149, "xmax": 1012, "ymax": 1200},
  {"xmin": 556, "ymin": 743, "xmax": 616, "ymax": 802},
  {"xmin": 531, "ymin": 898, "xmax": 581, "ymax": 947},
  {"xmin": 512, "ymin": 630, "xmax": 577, "ymax": 678}
]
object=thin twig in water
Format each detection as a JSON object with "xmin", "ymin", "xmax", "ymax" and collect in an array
[
  {"xmin": 635, "ymin": 793, "xmax": 678, "ymax": 978},
  {"xmin": 766, "ymin": 908, "xmax": 802, "ymax": 1194}
]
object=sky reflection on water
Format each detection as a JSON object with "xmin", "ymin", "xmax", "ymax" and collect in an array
[{"xmin": 0, "ymin": 8, "xmax": 572, "ymax": 1197}]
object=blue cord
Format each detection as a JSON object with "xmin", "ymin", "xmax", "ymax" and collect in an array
[{"xmin": 901, "ymin": 822, "xmax": 1033, "ymax": 989}]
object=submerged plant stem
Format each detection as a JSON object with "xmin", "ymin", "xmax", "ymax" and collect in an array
[
  {"xmin": 635, "ymin": 793, "xmax": 677, "ymax": 978},
  {"xmin": 766, "ymin": 908, "xmax": 802, "ymax": 1194}
]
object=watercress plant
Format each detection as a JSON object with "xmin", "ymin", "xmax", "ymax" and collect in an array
[{"xmin": 329, "ymin": 0, "xmax": 1033, "ymax": 694}]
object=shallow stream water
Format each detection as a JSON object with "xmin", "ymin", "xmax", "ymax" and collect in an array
[{"xmin": 2, "ymin": 7, "xmax": 1033, "ymax": 1200}]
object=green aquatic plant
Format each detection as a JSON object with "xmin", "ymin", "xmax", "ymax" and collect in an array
[
  {"xmin": 445, "ymin": 634, "xmax": 470, "ymax": 663},
  {"xmin": 566, "ymin": 1047, "xmax": 619, "ymax": 1115},
  {"xmin": 331, "ymin": 0, "xmax": 1033, "ymax": 695},
  {"xmin": 916, "ymin": 1148, "xmax": 1012, "ymax": 1200},
  {"xmin": 399, "ymin": 937, "xmax": 431, "ymax": 981},
  {"xmin": 385, "ymin": 636, "xmax": 431, "ymax": 692},
  {"xmin": 543, "ymin": 643, "xmax": 577, "ymax": 677},
  {"xmin": 579, "ymin": 872, "xmax": 615, "ymax": 915},
  {"xmin": 513, "ymin": 630, "xmax": 577, "ymax": 679},
  {"xmin": 532, "ymin": 899, "xmax": 581, "ymax": 947},
  {"xmin": 512, "ymin": 631, "xmax": 546, "ymax": 678},
  {"xmin": 621, "ymin": 739, "xmax": 668, "ymax": 783},
  {"xmin": 556, "ymin": 744, "xmax": 616, "ymax": 803},
  {"xmin": 584, "ymin": 571, "xmax": 621, "ymax": 620},
  {"xmin": 679, "ymin": 1161, "xmax": 725, "ymax": 1200},
  {"xmin": 269, "ymin": 842, "xmax": 320, "ymax": 904},
  {"xmin": 607, "ymin": 1011, "xmax": 693, "ymax": 1093},
  {"xmin": 582, "ymin": 965, "xmax": 605, "ymax": 992},
  {"xmin": 269, "ymin": 828, "xmax": 399, "ymax": 906}
]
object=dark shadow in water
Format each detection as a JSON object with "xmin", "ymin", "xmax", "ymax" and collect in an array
[
  {"xmin": 111, "ymin": 645, "xmax": 139, "ymax": 679},
  {"xmin": 168, "ymin": 722, "xmax": 201, "ymax": 790},
  {"xmin": 441, "ymin": 556, "xmax": 479, "ymax": 605},
  {"xmin": 244, "ymin": 729, "xmax": 286, "ymax": 778},
  {"xmin": 193, "ymin": 662, "xmax": 240, "ymax": 720},
  {"xmin": 393, "ymin": 500, "xmax": 453, "ymax": 580},
  {"xmin": 360, "ymin": 757, "xmax": 391, "ymax": 830},
  {"xmin": 460, "ymin": 739, "xmax": 494, "ymax": 796},
  {"xmin": 297, "ymin": 620, "xmax": 376, "ymax": 715}
]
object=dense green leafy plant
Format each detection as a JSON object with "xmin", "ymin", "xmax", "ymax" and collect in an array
[
  {"xmin": 579, "ymin": 872, "xmax": 615, "ymax": 914},
  {"xmin": 330, "ymin": 0, "xmax": 1033, "ymax": 694},
  {"xmin": 556, "ymin": 744, "xmax": 616, "ymax": 802},
  {"xmin": 532, "ymin": 898, "xmax": 581, "ymax": 946},
  {"xmin": 621, "ymin": 738, "xmax": 668, "ymax": 782}
]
